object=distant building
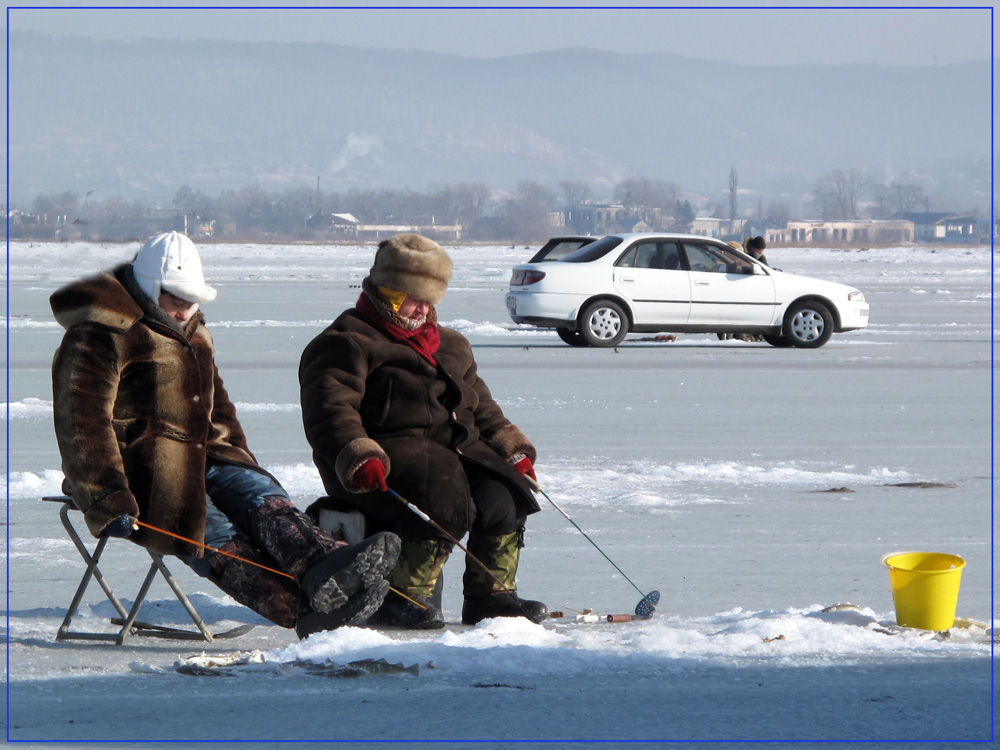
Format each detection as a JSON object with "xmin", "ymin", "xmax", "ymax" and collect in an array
[
  {"xmin": 894, "ymin": 212, "xmax": 954, "ymax": 241},
  {"xmin": 893, "ymin": 212, "xmax": 986, "ymax": 243},
  {"xmin": 775, "ymin": 219, "xmax": 913, "ymax": 245},
  {"xmin": 305, "ymin": 211, "xmax": 360, "ymax": 234},
  {"xmin": 689, "ymin": 217, "xmax": 748, "ymax": 239}
]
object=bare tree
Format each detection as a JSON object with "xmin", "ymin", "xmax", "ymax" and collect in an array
[
  {"xmin": 559, "ymin": 180, "xmax": 593, "ymax": 207},
  {"xmin": 451, "ymin": 181, "xmax": 492, "ymax": 229},
  {"xmin": 813, "ymin": 168, "xmax": 871, "ymax": 220},
  {"xmin": 502, "ymin": 181, "xmax": 558, "ymax": 243},
  {"xmin": 888, "ymin": 182, "xmax": 928, "ymax": 215}
]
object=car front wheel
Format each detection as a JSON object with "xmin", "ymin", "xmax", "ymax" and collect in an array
[
  {"xmin": 784, "ymin": 301, "xmax": 833, "ymax": 348},
  {"xmin": 580, "ymin": 300, "xmax": 628, "ymax": 347}
]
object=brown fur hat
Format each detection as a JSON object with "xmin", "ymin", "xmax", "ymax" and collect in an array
[{"xmin": 369, "ymin": 234, "xmax": 452, "ymax": 305}]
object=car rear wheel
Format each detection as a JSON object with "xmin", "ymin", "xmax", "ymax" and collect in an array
[
  {"xmin": 784, "ymin": 301, "xmax": 833, "ymax": 348},
  {"xmin": 556, "ymin": 328, "xmax": 587, "ymax": 347},
  {"xmin": 580, "ymin": 300, "xmax": 628, "ymax": 347},
  {"xmin": 762, "ymin": 333, "xmax": 793, "ymax": 347}
]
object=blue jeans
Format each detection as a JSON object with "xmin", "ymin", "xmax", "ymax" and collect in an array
[{"xmin": 182, "ymin": 460, "xmax": 289, "ymax": 578}]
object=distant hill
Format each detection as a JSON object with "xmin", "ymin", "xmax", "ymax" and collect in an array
[{"xmin": 7, "ymin": 30, "xmax": 992, "ymax": 212}]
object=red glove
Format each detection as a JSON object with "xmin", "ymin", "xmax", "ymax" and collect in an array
[
  {"xmin": 511, "ymin": 454, "xmax": 536, "ymax": 481},
  {"xmin": 353, "ymin": 459, "xmax": 388, "ymax": 493}
]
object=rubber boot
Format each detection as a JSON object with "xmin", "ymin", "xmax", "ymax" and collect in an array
[
  {"xmin": 299, "ymin": 531, "xmax": 401, "ymax": 614},
  {"xmin": 295, "ymin": 580, "xmax": 390, "ymax": 639},
  {"xmin": 245, "ymin": 496, "xmax": 400, "ymax": 615},
  {"xmin": 461, "ymin": 529, "xmax": 548, "ymax": 625},
  {"xmin": 203, "ymin": 537, "xmax": 302, "ymax": 629},
  {"xmin": 369, "ymin": 538, "xmax": 452, "ymax": 630}
]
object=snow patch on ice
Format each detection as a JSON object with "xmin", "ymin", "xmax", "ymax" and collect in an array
[
  {"xmin": 5, "ymin": 398, "xmax": 54, "ymax": 418},
  {"xmin": 255, "ymin": 604, "xmax": 991, "ymax": 677},
  {"xmin": 6, "ymin": 469, "xmax": 67, "ymax": 499}
]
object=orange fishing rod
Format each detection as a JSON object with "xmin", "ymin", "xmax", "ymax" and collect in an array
[{"xmin": 134, "ymin": 519, "xmax": 425, "ymax": 609}]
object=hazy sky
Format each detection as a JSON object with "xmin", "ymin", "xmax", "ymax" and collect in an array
[{"xmin": 6, "ymin": 2, "xmax": 994, "ymax": 67}]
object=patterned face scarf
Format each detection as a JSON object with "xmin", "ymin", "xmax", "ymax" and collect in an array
[{"xmin": 356, "ymin": 278, "xmax": 441, "ymax": 365}]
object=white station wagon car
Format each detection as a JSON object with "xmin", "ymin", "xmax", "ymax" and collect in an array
[{"xmin": 505, "ymin": 233, "xmax": 869, "ymax": 348}]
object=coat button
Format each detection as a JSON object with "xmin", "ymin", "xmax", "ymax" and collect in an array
[
  {"xmin": 195, "ymin": 443, "xmax": 203, "ymax": 450},
  {"xmin": 192, "ymin": 395, "xmax": 200, "ymax": 402}
]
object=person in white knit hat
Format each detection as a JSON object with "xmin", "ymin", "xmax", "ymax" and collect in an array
[{"xmin": 50, "ymin": 231, "xmax": 400, "ymax": 638}]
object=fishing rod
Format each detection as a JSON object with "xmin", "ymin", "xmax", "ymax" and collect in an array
[
  {"xmin": 385, "ymin": 487, "xmax": 512, "ymax": 595},
  {"xmin": 385, "ymin": 487, "xmax": 546, "ymax": 622},
  {"xmin": 135, "ymin": 519, "xmax": 425, "ymax": 610},
  {"xmin": 525, "ymin": 477, "xmax": 659, "ymax": 619}
]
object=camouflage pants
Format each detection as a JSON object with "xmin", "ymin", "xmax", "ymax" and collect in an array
[
  {"xmin": 462, "ymin": 528, "xmax": 524, "ymax": 599},
  {"xmin": 180, "ymin": 461, "xmax": 344, "ymax": 628}
]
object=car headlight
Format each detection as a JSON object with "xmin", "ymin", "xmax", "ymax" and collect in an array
[{"xmin": 848, "ymin": 291, "xmax": 865, "ymax": 302}]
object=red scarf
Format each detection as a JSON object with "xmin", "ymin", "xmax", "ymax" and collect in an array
[{"xmin": 356, "ymin": 292, "xmax": 441, "ymax": 366}]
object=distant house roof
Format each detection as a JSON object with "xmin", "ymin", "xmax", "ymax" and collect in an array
[{"xmin": 895, "ymin": 212, "xmax": 954, "ymax": 224}]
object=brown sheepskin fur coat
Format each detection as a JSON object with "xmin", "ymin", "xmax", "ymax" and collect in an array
[
  {"xmin": 299, "ymin": 307, "xmax": 540, "ymax": 538},
  {"xmin": 51, "ymin": 264, "xmax": 264, "ymax": 556}
]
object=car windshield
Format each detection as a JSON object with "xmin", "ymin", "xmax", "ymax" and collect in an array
[{"xmin": 560, "ymin": 235, "xmax": 624, "ymax": 263}]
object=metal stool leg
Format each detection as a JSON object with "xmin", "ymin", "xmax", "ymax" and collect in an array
[{"xmin": 45, "ymin": 496, "xmax": 230, "ymax": 644}]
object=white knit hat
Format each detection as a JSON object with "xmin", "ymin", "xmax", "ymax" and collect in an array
[{"xmin": 132, "ymin": 231, "xmax": 217, "ymax": 305}]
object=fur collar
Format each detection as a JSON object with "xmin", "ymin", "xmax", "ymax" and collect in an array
[{"xmin": 50, "ymin": 263, "xmax": 200, "ymax": 337}]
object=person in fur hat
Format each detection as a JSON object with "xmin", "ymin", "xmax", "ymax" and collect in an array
[
  {"xmin": 299, "ymin": 233, "xmax": 548, "ymax": 629},
  {"xmin": 50, "ymin": 231, "xmax": 400, "ymax": 638}
]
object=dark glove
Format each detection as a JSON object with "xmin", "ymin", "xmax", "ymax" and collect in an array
[
  {"xmin": 353, "ymin": 459, "xmax": 388, "ymax": 493},
  {"xmin": 103, "ymin": 514, "xmax": 136, "ymax": 539},
  {"xmin": 510, "ymin": 453, "xmax": 536, "ymax": 481}
]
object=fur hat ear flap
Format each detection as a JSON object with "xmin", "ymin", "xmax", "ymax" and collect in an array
[
  {"xmin": 132, "ymin": 231, "xmax": 217, "ymax": 305},
  {"xmin": 369, "ymin": 234, "xmax": 452, "ymax": 305}
]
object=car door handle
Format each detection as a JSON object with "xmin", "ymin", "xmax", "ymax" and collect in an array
[
  {"xmin": 694, "ymin": 280, "xmax": 710, "ymax": 286},
  {"xmin": 619, "ymin": 276, "xmax": 635, "ymax": 283}
]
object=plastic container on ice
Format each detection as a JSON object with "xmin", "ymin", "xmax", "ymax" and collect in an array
[{"xmin": 881, "ymin": 551, "xmax": 965, "ymax": 631}]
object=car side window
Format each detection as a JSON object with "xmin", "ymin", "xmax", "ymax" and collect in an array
[
  {"xmin": 615, "ymin": 246, "xmax": 638, "ymax": 267},
  {"xmin": 617, "ymin": 242, "xmax": 684, "ymax": 271},
  {"xmin": 661, "ymin": 242, "xmax": 682, "ymax": 270},
  {"xmin": 682, "ymin": 243, "xmax": 746, "ymax": 274},
  {"xmin": 634, "ymin": 243, "xmax": 659, "ymax": 269}
]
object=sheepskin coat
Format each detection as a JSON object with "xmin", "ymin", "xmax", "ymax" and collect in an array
[
  {"xmin": 299, "ymin": 308, "xmax": 540, "ymax": 538},
  {"xmin": 51, "ymin": 264, "xmax": 265, "ymax": 556}
]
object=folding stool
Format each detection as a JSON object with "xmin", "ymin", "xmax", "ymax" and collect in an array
[{"xmin": 44, "ymin": 495, "xmax": 252, "ymax": 645}]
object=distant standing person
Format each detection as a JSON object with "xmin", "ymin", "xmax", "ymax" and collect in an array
[
  {"xmin": 718, "ymin": 238, "xmax": 769, "ymax": 342},
  {"xmin": 743, "ymin": 235, "xmax": 769, "ymax": 266},
  {"xmin": 50, "ymin": 231, "xmax": 400, "ymax": 639},
  {"xmin": 299, "ymin": 233, "xmax": 548, "ymax": 630}
]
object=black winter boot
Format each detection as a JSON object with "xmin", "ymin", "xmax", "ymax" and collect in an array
[
  {"xmin": 369, "ymin": 537, "xmax": 451, "ymax": 630},
  {"xmin": 462, "ymin": 592, "xmax": 548, "ymax": 625},
  {"xmin": 300, "ymin": 531, "xmax": 401, "ymax": 614},
  {"xmin": 461, "ymin": 529, "xmax": 548, "ymax": 625},
  {"xmin": 369, "ymin": 590, "xmax": 445, "ymax": 630},
  {"xmin": 295, "ymin": 580, "xmax": 390, "ymax": 639}
]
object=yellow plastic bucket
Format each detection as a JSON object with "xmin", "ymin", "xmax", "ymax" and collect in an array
[{"xmin": 881, "ymin": 551, "xmax": 965, "ymax": 631}]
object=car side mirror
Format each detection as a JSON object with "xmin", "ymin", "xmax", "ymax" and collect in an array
[{"xmin": 751, "ymin": 265, "xmax": 766, "ymax": 275}]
